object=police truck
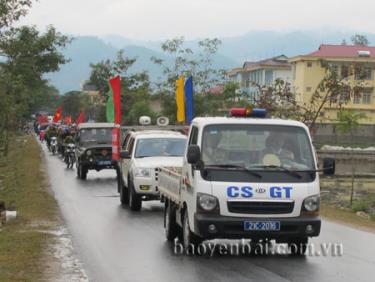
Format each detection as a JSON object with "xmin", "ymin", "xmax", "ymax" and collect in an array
[{"xmin": 157, "ymin": 108, "xmax": 335, "ymax": 255}]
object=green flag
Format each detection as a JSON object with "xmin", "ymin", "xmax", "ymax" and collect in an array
[{"xmin": 106, "ymin": 86, "xmax": 114, "ymax": 122}]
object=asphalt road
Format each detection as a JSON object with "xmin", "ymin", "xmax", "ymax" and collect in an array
[{"xmin": 42, "ymin": 145, "xmax": 375, "ymax": 282}]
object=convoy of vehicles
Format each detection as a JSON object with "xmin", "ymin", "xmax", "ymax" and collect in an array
[
  {"xmin": 157, "ymin": 110, "xmax": 335, "ymax": 254},
  {"xmin": 75, "ymin": 123, "xmax": 119, "ymax": 180},
  {"xmin": 118, "ymin": 130, "xmax": 187, "ymax": 211},
  {"xmin": 36, "ymin": 110, "xmax": 335, "ymax": 255}
]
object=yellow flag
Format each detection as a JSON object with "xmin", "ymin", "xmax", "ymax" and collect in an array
[{"xmin": 176, "ymin": 75, "xmax": 185, "ymax": 123}]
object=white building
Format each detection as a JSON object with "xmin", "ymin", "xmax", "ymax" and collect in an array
[{"xmin": 228, "ymin": 55, "xmax": 292, "ymax": 102}]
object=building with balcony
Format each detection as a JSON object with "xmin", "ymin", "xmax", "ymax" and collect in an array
[
  {"xmin": 289, "ymin": 44, "xmax": 375, "ymax": 124},
  {"xmin": 227, "ymin": 55, "xmax": 292, "ymax": 102}
]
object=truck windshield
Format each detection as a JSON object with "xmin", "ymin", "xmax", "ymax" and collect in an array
[
  {"xmin": 80, "ymin": 128, "xmax": 112, "ymax": 144},
  {"xmin": 202, "ymin": 124, "xmax": 315, "ymax": 171},
  {"xmin": 135, "ymin": 138, "xmax": 186, "ymax": 158}
]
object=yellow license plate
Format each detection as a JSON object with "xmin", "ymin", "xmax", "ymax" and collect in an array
[{"xmin": 140, "ymin": 185, "xmax": 150, "ymax": 191}]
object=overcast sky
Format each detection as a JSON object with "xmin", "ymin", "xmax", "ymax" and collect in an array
[{"xmin": 18, "ymin": 0, "xmax": 375, "ymax": 40}]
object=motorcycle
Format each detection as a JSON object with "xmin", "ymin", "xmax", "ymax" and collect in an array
[
  {"xmin": 50, "ymin": 137, "xmax": 58, "ymax": 155},
  {"xmin": 65, "ymin": 143, "xmax": 76, "ymax": 169}
]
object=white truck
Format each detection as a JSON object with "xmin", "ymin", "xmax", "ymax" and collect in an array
[
  {"xmin": 158, "ymin": 110, "xmax": 335, "ymax": 255},
  {"xmin": 118, "ymin": 130, "xmax": 187, "ymax": 211}
]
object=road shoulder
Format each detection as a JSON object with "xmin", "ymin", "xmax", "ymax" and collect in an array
[
  {"xmin": 0, "ymin": 135, "xmax": 87, "ymax": 281},
  {"xmin": 321, "ymin": 203, "xmax": 375, "ymax": 234}
]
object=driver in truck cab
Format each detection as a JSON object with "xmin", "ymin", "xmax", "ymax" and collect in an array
[
  {"xmin": 262, "ymin": 132, "xmax": 294, "ymax": 161},
  {"xmin": 201, "ymin": 130, "xmax": 227, "ymax": 165}
]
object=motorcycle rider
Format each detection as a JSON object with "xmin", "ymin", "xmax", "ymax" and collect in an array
[
  {"xmin": 64, "ymin": 129, "xmax": 76, "ymax": 166},
  {"xmin": 64, "ymin": 128, "xmax": 75, "ymax": 167},
  {"xmin": 45, "ymin": 125, "xmax": 58, "ymax": 150}
]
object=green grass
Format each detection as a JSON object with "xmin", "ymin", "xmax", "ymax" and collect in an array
[
  {"xmin": 0, "ymin": 134, "xmax": 59, "ymax": 281},
  {"xmin": 321, "ymin": 204, "xmax": 375, "ymax": 232}
]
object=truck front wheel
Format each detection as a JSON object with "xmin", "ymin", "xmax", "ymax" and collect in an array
[
  {"xmin": 129, "ymin": 181, "xmax": 142, "ymax": 211},
  {"xmin": 164, "ymin": 201, "xmax": 179, "ymax": 241},
  {"xmin": 119, "ymin": 176, "xmax": 129, "ymax": 206},
  {"xmin": 182, "ymin": 209, "xmax": 203, "ymax": 252},
  {"xmin": 78, "ymin": 164, "xmax": 87, "ymax": 180}
]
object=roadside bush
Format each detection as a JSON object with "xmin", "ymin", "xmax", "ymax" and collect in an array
[{"xmin": 351, "ymin": 200, "xmax": 369, "ymax": 213}]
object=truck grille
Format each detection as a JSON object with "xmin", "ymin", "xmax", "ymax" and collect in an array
[{"xmin": 227, "ymin": 201, "xmax": 294, "ymax": 214}]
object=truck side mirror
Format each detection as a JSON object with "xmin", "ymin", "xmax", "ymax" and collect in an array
[
  {"xmin": 120, "ymin": 151, "xmax": 131, "ymax": 159},
  {"xmin": 187, "ymin": 145, "xmax": 201, "ymax": 164},
  {"xmin": 323, "ymin": 158, "xmax": 335, "ymax": 175}
]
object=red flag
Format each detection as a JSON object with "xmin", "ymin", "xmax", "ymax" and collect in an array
[
  {"xmin": 63, "ymin": 116, "xmax": 72, "ymax": 125},
  {"xmin": 53, "ymin": 107, "xmax": 62, "ymax": 123},
  {"xmin": 109, "ymin": 75, "xmax": 121, "ymax": 124},
  {"xmin": 109, "ymin": 76, "xmax": 121, "ymax": 161},
  {"xmin": 76, "ymin": 111, "xmax": 85, "ymax": 125}
]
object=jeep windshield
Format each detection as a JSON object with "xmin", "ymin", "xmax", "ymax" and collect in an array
[
  {"xmin": 201, "ymin": 124, "xmax": 316, "ymax": 183},
  {"xmin": 80, "ymin": 128, "xmax": 112, "ymax": 145},
  {"xmin": 135, "ymin": 138, "xmax": 186, "ymax": 158}
]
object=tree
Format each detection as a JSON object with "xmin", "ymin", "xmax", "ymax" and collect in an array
[
  {"xmin": 351, "ymin": 34, "xmax": 369, "ymax": 46},
  {"xmin": 89, "ymin": 50, "xmax": 136, "ymax": 96},
  {"xmin": 151, "ymin": 37, "xmax": 224, "ymax": 94},
  {"xmin": 0, "ymin": 0, "xmax": 33, "ymax": 30},
  {"xmin": 0, "ymin": 25, "xmax": 69, "ymax": 156},
  {"xmin": 256, "ymin": 62, "xmax": 368, "ymax": 131},
  {"xmin": 150, "ymin": 37, "xmax": 226, "ymax": 122},
  {"xmin": 29, "ymin": 84, "xmax": 59, "ymax": 113},
  {"xmin": 60, "ymin": 91, "xmax": 83, "ymax": 118},
  {"xmin": 88, "ymin": 51, "xmax": 155, "ymax": 124},
  {"xmin": 336, "ymin": 110, "xmax": 366, "ymax": 206},
  {"xmin": 252, "ymin": 79, "xmax": 303, "ymax": 120},
  {"xmin": 301, "ymin": 61, "xmax": 367, "ymax": 129}
]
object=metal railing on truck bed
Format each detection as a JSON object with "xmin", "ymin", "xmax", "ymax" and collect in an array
[{"xmin": 157, "ymin": 166, "xmax": 183, "ymax": 204}]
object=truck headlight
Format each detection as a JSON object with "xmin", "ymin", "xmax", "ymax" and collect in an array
[
  {"xmin": 86, "ymin": 150, "xmax": 92, "ymax": 156},
  {"xmin": 197, "ymin": 193, "xmax": 219, "ymax": 212},
  {"xmin": 135, "ymin": 168, "xmax": 151, "ymax": 178},
  {"xmin": 303, "ymin": 195, "xmax": 320, "ymax": 212}
]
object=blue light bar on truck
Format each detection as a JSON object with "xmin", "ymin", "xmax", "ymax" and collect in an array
[{"xmin": 229, "ymin": 107, "xmax": 267, "ymax": 118}]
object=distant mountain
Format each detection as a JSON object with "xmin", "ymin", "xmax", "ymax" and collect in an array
[
  {"xmin": 47, "ymin": 36, "xmax": 238, "ymax": 94},
  {"xmin": 47, "ymin": 30, "xmax": 375, "ymax": 94},
  {"xmin": 46, "ymin": 36, "xmax": 118, "ymax": 94}
]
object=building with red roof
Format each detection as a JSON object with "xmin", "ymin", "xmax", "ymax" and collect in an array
[{"xmin": 289, "ymin": 44, "xmax": 375, "ymax": 124}]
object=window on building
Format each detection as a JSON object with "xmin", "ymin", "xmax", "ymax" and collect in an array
[
  {"xmin": 265, "ymin": 70, "xmax": 273, "ymax": 85},
  {"xmin": 341, "ymin": 65, "xmax": 349, "ymax": 79},
  {"xmin": 354, "ymin": 66, "xmax": 372, "ymax": 80},
  {"xmin": 353, "ymin": 94, "xmax": 362, "ymax": 104},
  {"xmin": 362, "ymin": 89, "xmax": 373, "ymax": 104},
  {"xmin": 292, "ymin": 65, "xmax": 296, "ymax": 80},
  {"xmin": 306, "ymin": 87, "xmax": 312, "ymax": 92},
  {"xmin": 340, "ymin": 87, "xmax": 350, "ymax": 104},
  {"xmin": 307, "ymin": 62, "xmax": 313, "ymax": 67},
  {"xmin": 331, "ymin": 64, "xmax": 339, "ymax": 76}
]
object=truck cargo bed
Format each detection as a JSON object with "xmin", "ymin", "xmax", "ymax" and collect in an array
[{"xmin": 158, "ymin": 166, "xmax": 182, "ymax": 204}]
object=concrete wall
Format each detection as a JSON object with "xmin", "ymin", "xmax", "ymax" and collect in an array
[
  {"xmin": 317, "ymin": 150, "xmax": 375, "ymax": 176},
  {"xmin": 313, "ymin": 123, "xmax": 375, "ymax": 145}
]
